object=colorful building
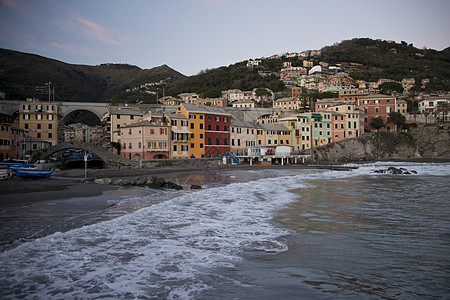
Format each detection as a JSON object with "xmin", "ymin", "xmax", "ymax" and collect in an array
[
  {"xmin": 166, "ymin": 113, "xmax": 190, "ymax": 158},
  {"xmin": 273, "ymin": 98, "xmax": 299, "ymax": 110},
  {"xmin": 120, "ymin": 120, "xmax": 170, "ymax": 160},
  {"xmin": 230, "ymin": 120, "xmax": 257, "ymax": 155},
  {"xmin": 104, "ymin": 106, "xmax": 144, "ymax": 145},
  {"xmin": 358, "ymin": 94, "xmax": 397, "ymax": 131},
  {"xmin": 18, "ymin": 99, "xmax": 61, "ymax": 146},
  {"xmin": 325, "ymin": 104, "xmax": 364, "ymax": 142},
  {"xmin": 0, "ymin": 112, "xmax": 14, "ymax": 160},
  {"xmin": 176, "ymin": 103, "xmax": 231, "ymax": 158}
]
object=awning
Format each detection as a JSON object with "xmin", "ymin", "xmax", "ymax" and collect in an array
[
  {"xmin": 312, "ymin": 113, "xmax": 322, "ymax": 118},
  {"xmin": 172, "ymin": 129, "xmax": 192, "ymax": 134}
]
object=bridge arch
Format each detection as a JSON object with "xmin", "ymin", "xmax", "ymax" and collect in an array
[
  {"xmin": 62, "ymin": 109, "xmax": 102, "ymax": 125},
  {"xmin": 30, "ymin": 141, "xmax": 136, "ymax": 167}
]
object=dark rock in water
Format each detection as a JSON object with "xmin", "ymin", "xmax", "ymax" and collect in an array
[
  {"xmin": 190, "ymin": 185, "xmax": 202, "ymax": 189},
  {"xmin": 375, "ymin": 166, "xmax": 417, "ymax": 175},
  {"xmin": 163, "ymin": 181, "xmax": 183, "ymax": 190}
]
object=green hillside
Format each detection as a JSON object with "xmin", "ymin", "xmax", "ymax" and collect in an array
[
  {"xmin": 320, "ymin": 38, "xmax": 450, "ymax": 91},
  {"xmin": 1, "ymin": 38, "xmax": 448, "ymax": 103}
]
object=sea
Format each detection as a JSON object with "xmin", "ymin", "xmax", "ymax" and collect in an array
[{"xmin": 0, "ymin": 161, "xmax": 449, "ymax": 299}]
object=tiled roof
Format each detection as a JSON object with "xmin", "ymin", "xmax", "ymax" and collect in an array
[
  {"xmin": 231, "ymin": 119, "xmax": 258, "ymax": 128},
  {"xmin": 108, "ymin": 106, "xmax": 143, "ymax": 116},
  {"xmin": 180, "ymin": 103, "xmax": 231, "ymax": 116}
]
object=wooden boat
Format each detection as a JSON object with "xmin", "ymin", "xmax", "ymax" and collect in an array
[{"xmin": 14, "ymin": 168, "xmax": 53, "ymax": 178}]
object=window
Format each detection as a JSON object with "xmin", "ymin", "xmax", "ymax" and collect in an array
[
  {"xmin": 224, "ymin": 126, "xmax": 227, "ymax": 131},
  {"xmin": 208, "ymin": 116, "xmax": 212, "ymax": 121},
  {"xmin": 48, "ymin": 115, "xmax": 54, "ymax": 120},
  {"xmin": 200, "ymin": 115, "xmax": 203, "ymax": 119},
  {"xmin": 375, "ymin": 107, "xmax": 379, "ymax": 113},
  {"xmin": 130, "ymin": 115, "xmax": 134, "ymax": 120},
  {"xmin": 216, "ymin": 138, "xmax": 220, "ymax": 145},
  {"xmin": 200, "ymin": 143, "xmax": 203, "ymax": 148},
  {"xmin": 138, "ymin": 142, "xmax": 142, "ymax": 149},
  {"xmin": 208, "ymin": 125, "xmax": 211, "ymax": 130},
  {"xmin": 128, "ymin": 129, "xmax": 132, "ymax": 135},
  {"xmin": 117, "ymin": 115, "xmax": 121, "ymax": 119},
  {"xmin": 200, "ymin": 124, "xmax": 203, "ymax": 130},
  {"xmin": 117, "ymin": 124, "xmax": 120, "ymax": 129},
  {"xmin": 173, "ymin": 145, "xmax": 177, "ymax": 151},
  {"xmin": 216, "ymin": 125, "xmax": 219, "ymax": 131},
  {"xmin": 208, "ymin": 138, "xmax": 212, "ymax": 145},
  {"xmin": 37, "ymin": 124, "xmax": 41, "ymax": 129},
  {"xmin": 191, "ymin": 143, "xmax": 194, "ymax": 148},
  {"xmin": 48, "ymin": 124, "xmax": 52, "ymax": 129},
  {"xmin": 200, "ymin": 134, "xmax": 203, "ymax": 139},
  {"xmin": 182, "ymin": 145, "xmax": 188, "ymax": 151},
  {"xmin": 37, "ymin": 133, "xmax": 41, "ymax": 138},
  {"xmin": 190, "ymin": 123, "xmax": 194, "ymax": 129},
  {"xmin": 129, "ymin": 143, "xmax": 132, "ymax": 149},
  {"xmin": 48, "ymin": 133, "xmax": 52, "ymax": 138},
  {"xmin": 191, "ymin": 133, "xmax": 194, "ymax": 138}
]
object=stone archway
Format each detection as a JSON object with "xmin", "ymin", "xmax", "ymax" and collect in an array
[
  {"xmin": 62, "ymin": 109, "xmax": 102, "ymax": 126},
  {"xmin": 30, "ymin": 141, "xmax": 137, "ymax": 167}
]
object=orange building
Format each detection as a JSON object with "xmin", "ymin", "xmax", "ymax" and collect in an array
[{"xmin": 176, "ymin": 103, "xmax": 231, "ymax": 158}]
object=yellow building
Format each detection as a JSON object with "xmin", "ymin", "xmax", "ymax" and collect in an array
[
  {"xmin": 19, "ymin": 99, "xmax": 61, "ymax": 145},
  {"xmin": 396, "ymin": 99, "xmax": 408, "ymax": 116},
  {"xmin": 105, "ymin": 106, "xmax": 143, "ymax": 145},
  {"xmin": 166, "ymin": 113, "xmax": 190, "ymax": 158}
]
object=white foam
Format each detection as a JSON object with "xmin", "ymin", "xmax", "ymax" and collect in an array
[
  {"xmin": 0, "ymin": 172, "xmax": 305, "ymax": 298},
  {"xmin": 1, "ymin": 162, "xmax": 447, "ymax": 298}
]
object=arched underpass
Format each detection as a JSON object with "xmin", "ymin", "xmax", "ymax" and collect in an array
[{"xmin": 30, "ymin": 141, "xmax": 137, "ymax": 167}]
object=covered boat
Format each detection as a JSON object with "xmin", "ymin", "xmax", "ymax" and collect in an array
[{"xmin": 14, "ymin": 169, "xmax": 53, "ymax": 178}]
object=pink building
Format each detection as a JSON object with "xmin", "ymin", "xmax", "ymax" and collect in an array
[{"xmin": 120, "ymin": 120, "xmax": 170, "ymax": 160}]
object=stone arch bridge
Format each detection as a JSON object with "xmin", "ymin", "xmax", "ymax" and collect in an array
[{"xmin": 30, "ymin": 141, "xmax": 137, "ymax": 167}]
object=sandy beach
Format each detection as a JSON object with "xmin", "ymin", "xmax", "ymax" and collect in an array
[{"xmin": 1, "ymin": 158, "xmax": 447, "ymax": 208}]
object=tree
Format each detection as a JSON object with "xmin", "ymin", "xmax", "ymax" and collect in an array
[
  {"xmin": 370, "ymin": 117, "xmax": 385, "ymax": 131},
  {"xmin": 388, "ymin": 111, "xmax": 406, "ymax": 131},
  {"xmin": 255, "ymin": 88, "xmax": 271, "ymax": 97},
  {"xmin": 379, "ymin": 82, "xmax": 404, "ymax": 95}
]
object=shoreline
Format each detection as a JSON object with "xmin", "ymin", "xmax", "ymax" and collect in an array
[{"xmin": 1, "ymin": 159, "xmax": 448, "ymax": 207}]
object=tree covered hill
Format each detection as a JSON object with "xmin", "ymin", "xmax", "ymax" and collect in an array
[
  {"xmin": 0, "ymin": 49, "xmax": 186, "ymax": 102},
  {"xmin": 320, "ymin": 38, "xmax": 450, "ymax": 90},
  {"xmin": 1, "ymin": 38, "xmax": 449, "ymax": 103}
]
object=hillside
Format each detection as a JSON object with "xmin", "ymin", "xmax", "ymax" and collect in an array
[
  {"xmin": 0, "ymin": 49, "xmax": 186, "ymax": 102},
  {"xmin": 320, "ymin": 38, "xmax": 450, "ymax": 90},
  {"xmin": 1, "ymin": 38, "xmax": 449, "ymax": 103}
]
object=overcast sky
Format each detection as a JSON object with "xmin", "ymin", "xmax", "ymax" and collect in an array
[{"xmin": 1, "ymin": 0, "xmax": 449, "ymax": 76}]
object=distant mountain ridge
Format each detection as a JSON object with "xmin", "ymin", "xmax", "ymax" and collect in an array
[
  {"xmin": 0, "ymin": 49, "xmax": 186, "ymax": 102},
  {"xmin": 1, "ymin": 38, "xmax": 449, "ymax": 103}
]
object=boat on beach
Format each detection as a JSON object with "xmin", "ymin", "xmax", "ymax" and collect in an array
[
  {"xmin": 0, "ymin": 162, "xmax": 35, "ymax": 169},
  {"xmin": 14, "ymin": 168, "xmax": 53, "ymax": 178}
]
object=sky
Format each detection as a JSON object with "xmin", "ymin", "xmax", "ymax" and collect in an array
[{"xmin": 0, "ymin": 0, "xmax": 449, "ymax": 76}]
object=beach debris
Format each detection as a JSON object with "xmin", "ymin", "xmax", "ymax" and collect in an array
[{"xmin": 373, "ymin": 167, "xmax": 417, "ymax": 175}]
